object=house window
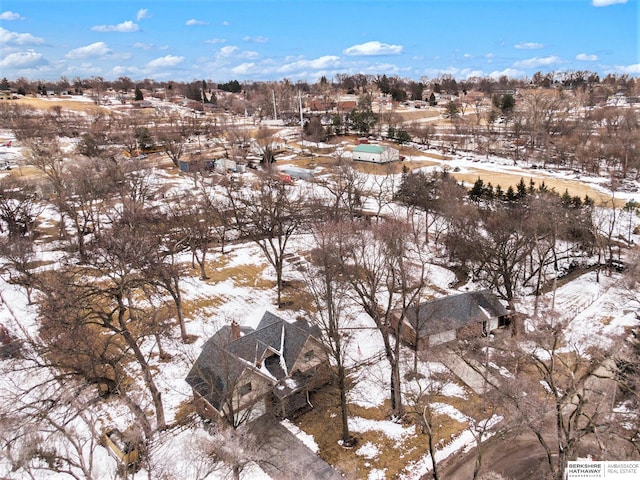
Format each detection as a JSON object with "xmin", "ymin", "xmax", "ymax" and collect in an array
[
  {"xmin": 239, "ymin": 382, "xmax": 252, "ymax": 396},
  {"xmin": 498, "ymin": 315, "xmax": 511, "ymax": 328},
  {"xmin": 304, "ymin": 350, "xmax": 315, "ymax": 362}
]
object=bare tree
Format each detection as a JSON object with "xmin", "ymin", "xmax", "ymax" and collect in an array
[
  {"xmin": 403, "ymin": 364, "xmax": 451, "ymax": 480},
  {"xmin": 0, "ymin": 379, "xmax": 108, "ymax": 480},
  {"xmin": 156, "ymin": 112, "xmax": 190, "ymax": 168},
  {"xmin": 0, "ymin": 176, "xmax": 42, "ymax": 239},
  {"xmin": 36, "ymin": 210, "xmax": 169, "ymax": 435},
  {"xmin": 227, "ymin": 175, "xmax": 306, "ymax": 307},
  {"xmin": 337, "ymin": 216, "xmax": 430, "ymax": 419},
  {"xmin": 491, "ymin": 314, "xmax": 613, "ymax": 480},
  {"xmin": 306, "ymin": 222, "xmax": 358, "ymax": 445},
  {"xmin": 313, "ymin": 158, "xmax": 368, "ymax": 221}
]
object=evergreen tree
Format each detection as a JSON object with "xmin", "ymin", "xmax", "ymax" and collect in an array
[
  {"xmin": 445, "ymin": 101, "xmax": 459, "ymax": 118},
  {"xmin": 469, "ymin": 178, "xmax": 485, "ymax": 202},
  {"xmin": 501, "ymin": 93, "xmax": 515, "ymax": 112},
  {"xmin": 201, "ymin": 79, "xmax": 208, "ymax": 102},
  {"xmin": 410, "ymin": 81, "xmax": 424, "ymax": 101},
  {"xmin": 395, "ymin": 129, "xmax": 411, "ymax": 145},
  {"xmin": 516, "ymin": 178, "xmax": 527, "ymax": 198},
  {"xmin": 134, "ymin": 86, "xmax": 144, "ymax": 101},
  {"xmin": 377, "ymin": 74, "xmax": 391, "ymax": 95},
  {"xmin": 391, "ymin": 87, "xmax": 407, "ymax": 102}
]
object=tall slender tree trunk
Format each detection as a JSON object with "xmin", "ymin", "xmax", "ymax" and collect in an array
[
  {"xmin": 171, "ymin": 276, "xmax": 187, "ymax": 341},
  {"xmin": 337, "ymin": 364, "xmax": 351, "ymax": 444},
  {"xmin": 117, "ymin": 298, "xmax": 166, "ymax": 431},
  {"xmin": 122, "ymin": 327, "xmax": 167, "ymax": 430}
]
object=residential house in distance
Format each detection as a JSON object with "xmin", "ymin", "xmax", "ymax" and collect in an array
[
  {"xmin": 393, "ymin": 290, "xmax": 510, "ymax": 349},
  {"xmin": 186, "ymin": 311, "xmax": 330, "ymax": 425},
  {"xmin": 351, "ymin": 144, "xmax": 400, "ymax": 164}
]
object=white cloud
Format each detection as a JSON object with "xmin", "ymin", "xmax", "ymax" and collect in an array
[
  {"xmin": 0, "ymin": 49, "xmax": 45, "ymax": 68},
  {"xmin": 91, "ymin": 20, "xmax": 139, "ymax": 32},
  {"xmin": 146, "ymin": 55, "xmax": 184, "ymax": 68},
  {"xmin": 186, "ymin": 19, "xmax": 207, "ymax": 26},
  {"xmin": 489, "ymin": 68, "xmax": 525, "ymax": 79},
  {"xmin": 514, "ymin": 42, "xmax": 544, "ymax": 50},
  {"xmin": 361, "ymin": 62, "xmax": 401, "ymax": 75},
  {"xmin": 243, "ymin": 35, "xmax": 268, "ymax": 43},
  {"xmin": 133, "ymin": 42, "xmax": 154, "ymax": 50},
  {"xmin": 112, "ymin": 65, "xmax": 143, "ymax": 76},
  {"xmin": 65, "ymin": 62, "xmax": 103, "ymax": 76},
  {"xmin": 613, "ymin": 63, "xmax": 640, "ymax": 74},
  {"xmin": 0, "ymin": 27, "xmax": 44, "ymax": 45},
  {"xmin": 65, "ymin": 42, "xmax": 111, "ymax": 59},
  {"xmin": 343, "ymin": 41, "xmax": 403, "ymax": 56},
  {"xmin": 216, "ymin": 45, "xmax": 258, "ymax": 60},
  {"xmin": 205, "ymin": 38, "xmax": 226, "ymax": 44},
  {"xmin": 231, "ymin": 63, "xmax": 257, "ymax": 75},
  {"xmin": 592, "ymin": 0, "xmax": 627, "ymax": 6},
  {"xmin": 0, "ymin": 11, "xmax": 24, "ymax": 21},
  {"xmin": 219, "ymin": 45, "xmax": 239, "ymax": 57},
  {"xmin": 136, "ymin": 9, "xmax": 150, "ymax": 21},
  {"xmin": 421, "ymin": 66, "xmax": 486, "ymax": 79},
  {"xmin": 277, "ymin": 55, "xmax": 341, "ymax": 73},
  {"xmin": 576, "ymin": 53, "xmax": 599, "ymax": 61},
  {"xmin": 513, "ymin": 55, "xmax": 561, "ymax": 68},
  {"xmin": 222, "ymin": 21, "xmax": 230, "ymax": 26}
]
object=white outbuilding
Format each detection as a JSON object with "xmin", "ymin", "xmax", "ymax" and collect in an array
[{"xmin": 351, "ymin": 144, "xmax": 400, "ymax": 164}]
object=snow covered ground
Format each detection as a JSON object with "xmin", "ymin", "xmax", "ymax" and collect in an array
[{"xmin": 0, "ymin": 118, "xmax": 639, "ymax": 479}]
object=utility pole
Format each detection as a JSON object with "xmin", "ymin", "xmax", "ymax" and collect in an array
[
  {"xmin": 298, "ymin": 90, "xmax": 304, "ymax": 127},
  {"xmin": 272, "ymin": 89, "xmax": 278, "ymax": 121}
]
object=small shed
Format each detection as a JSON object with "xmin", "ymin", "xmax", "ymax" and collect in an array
[
  {"xmin": 352, "ymin": 144, "xmax": 399, "ymax": 164},
  {"xmin": 213, "ymin": 158, "xmax": 237, "ymax": 173},
  {"xmin": 179, "ymin": 157, "xmax": 209, "ymax": 173}
]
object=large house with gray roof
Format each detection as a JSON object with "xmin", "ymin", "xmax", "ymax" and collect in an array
[
  {"xmin": 393, "ymin": 290, "xmax": 510, "ymax": 349},
  {"xmin": 186, "ymin": 311, "xmax": 330, "ymax": 425}
]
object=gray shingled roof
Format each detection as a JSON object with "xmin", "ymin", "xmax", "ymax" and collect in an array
[
  {"xmin": 185, "ymin": 325, "xmax": 254, "ymax": 410},
  {"xmin": 185, "ymin": 312, "xmax": 320, "ymax": 410},
  {"xmin": 404, "ymin": 290, "xmax": 507, "ymax": 336}
]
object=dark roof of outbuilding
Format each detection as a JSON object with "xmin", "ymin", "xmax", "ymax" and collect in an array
[{"xmin": 404, "ymin": 290, "xmax": 507, "ymax": 336}]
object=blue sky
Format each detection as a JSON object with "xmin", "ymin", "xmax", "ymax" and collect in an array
[{"xmin": 1, "ymin": 0, "xmax": 638, "ymax": 83}]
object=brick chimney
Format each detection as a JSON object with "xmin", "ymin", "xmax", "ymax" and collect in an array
[{"xmin": 231, "ymin": 320, "xmax": 241, "ymax": 341}]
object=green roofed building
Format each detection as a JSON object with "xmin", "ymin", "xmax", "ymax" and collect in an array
[{"xmin": 352, "ymin": 144, "xmax": 400, "ymax": 164}]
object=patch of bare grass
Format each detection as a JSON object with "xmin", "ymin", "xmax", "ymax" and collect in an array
[
  {"xmin": 295, "ymin": 387, "xmax": 471, "ymax": 479},
  {"xmin": 204, "ymin": 258, "xmax": 272, "ymax": 289},
  {"xmin": 11, "ymin": 97, "xmax": 106, "ymax": 114},
  {"xmin": 397, "ymin": 110, "xmax": 440, "ymax": 122},
  {"xmin": 453, "ymin": 170, "xmax": 623, "ymax": 206},
  {"xmin": 279, "ymin": 279, "xmax": 315, "ymax": 312},
  {"xmin": 601, "ymin": 316, "xmax": 613, "ymax": 326}
]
